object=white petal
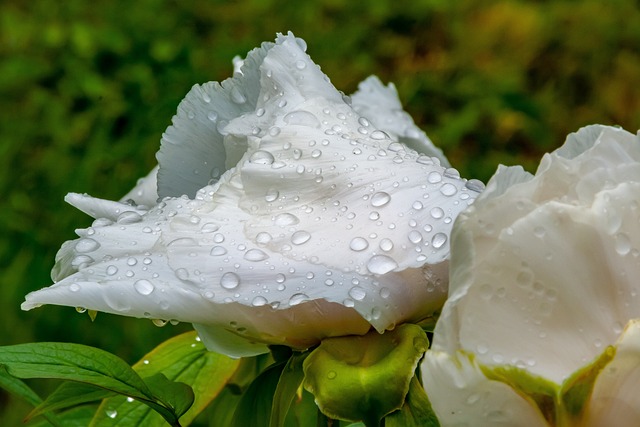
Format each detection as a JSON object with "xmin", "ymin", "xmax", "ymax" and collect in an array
[
  {"xmin": 584, "ymin": 319, "xmax": 640, "ymax": 427},
  {"xmin": 119, "ymin": 166, "xmax": 159, "ymax": 207},
  {"xmin": 434, "ymin": 126, "xmax": 640, "ymax": 384},
  {"xmin": 351, "ymin": 75, "xmax": 450, "ymax": 167},
  {"xmin": 64, "ymin": 193, "xmax": 148, "ymax": 222},
  {"xmin": 422, "ymin": 350, "xmax": 549, "ymax": 427}
]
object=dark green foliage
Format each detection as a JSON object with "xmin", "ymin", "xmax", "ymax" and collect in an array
[{"xmin": 1, "ymin": 0, "xmax": 638, "ymax": 424}]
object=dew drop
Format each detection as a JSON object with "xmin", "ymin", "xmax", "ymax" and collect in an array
[
  {"xmin": 230, "ymin": 86, "xmax": 246, "ymax": 104},
  {"xmin": 430, "ymin": 207, "xmax": 444, "ymax": 219},
  {"xmin": 256, "ymin": 232, "xmax": 273, "ymax": 244},
  {"xmin": 371, "ymin": 192, "xmax": 391, "ymax": 207},
  {"xmin": 440, "ymin": 183, "xmax": 458, "ymax": 196},
  {"xmin": 117, "ymin": 211, "xmax": 143, "ymax": 224},
  {"xmin": 431, "ymin": 233, "xmax": 447, "ymax": 249},
  {"xmin": 367, "ymin": 255, "xmax": 398, "ymax": 275},
  {"xmin": 275, "ymin": 213, "xmax": 300, "ymax": 226},
  {"xmin": 265, "ymin": 189, "xmax": 279, "ymax": 202},
  {"xmin": 207, "ymin": 111, "xmax": 218, "ymax": 122},
  {"xmin": 283, "ymin": 110, "xmax": 320, "ymax": 128},
  {"xmin": 106, "ymin": 265, "xmax": 118, "ymax": 276},
  {"xmin": 220, "ymin": 272, "xmax": 240, "ymax": 290},
  {"xmin": 250, "ymin": 150, "xmax": 275, "ymax": 165},
  {"xmin": 134, "ymin": 279, "xmax": 155, "ymax": 296},
  {"xmin": 244, "ymin": 248, "xmax": 269, "ymax": 262},
  {"xmin": 379, "ymin": 238, "xmax": 394, "ymax": 252},
  {"xmin": 69, "ymin": 283, "xmax": 81, "ymax": 292},
  {"xmin": 252, "ymin": 296, "xmax": 268, "ymax": 307},
  {"xmin": 105, "ymin": 409, "xmax": 118, "ymax": 419},
  {"xmin": 614, "ymin": 232, "xmax": 631, "ymax": 256},
  {"xmin": 75, "ymin": 238, "xmax": 100, "ymax": 253},
  {"xmin": 291, "ymin": 230, "xmax": 311, "ymax": 245},
  {"xmin": 370, "ymin": 130, "xmax": 388, "ymax": 140},
  {"xmin": 349, "ymin": 286, "xmax": 366, "ymax": 301},
  {"xmin": 327, "ymin": 370, "xmax": 337, "ymax": 379},
  {"xmin": 408, "ymin": 230, "xmax": 423, "ymax": 244},
  {"xmin": 428, "ymin": 171, "xmax": 442, "ymax": 184},
  {"xmin": 289, "ymin": 293, "xmax": 309, "ymax": 306},
  {"xmin": 349, "ymin": 237, "xmax": 369, "ymax": 251}
]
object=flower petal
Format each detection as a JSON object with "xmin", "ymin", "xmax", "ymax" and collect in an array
[
  {"xmin": 119, "ymin": 165, "xmax": 159, "ymax": 207},
  {"xmin": 434, "ymin": 125, "xmax": 640, "ymax": 385},
  {"xmin": 24, "ymin": 33, "xmax": 477, "ymax": 356},
  {"xmin": 584, "ymin": 319, "xmax": 640, "ymax": 427},
  {"xmin": 351, "ymin": 76, "xmax": 450, "ymax": 167},
  {"xmin": 421, "ymin": 350, "xmax": 549, "ymax": 427}
]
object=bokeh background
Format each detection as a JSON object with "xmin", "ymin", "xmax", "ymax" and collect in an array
[{"xmin": 1, "ymin": 0, "xmax": 639, "ymax": 424}]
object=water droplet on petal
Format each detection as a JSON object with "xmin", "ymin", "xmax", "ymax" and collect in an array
[
  {"xmin": 134, "ymin": 279, "xmax": 155, "ymax": 295},
  {"xmin": 367, "ymin": 255, "xmax": 398, "ymax": 274},
  {"xmin": 430, "ymin": 207, "xmax": 444, "ymax": 219},
  {"xmin": 244, "ymin": 248, "xmax": 269, "ymax": 261},
  {"xmin": 370, "ymin": 130, "xmax": 388, "ymax": 140},
  {"xmin": 256, "ymin": 232, "xmax": 273, "ymax": 244},
  {"xmin": 428, "ymin": 171, "xmax": 442, "ymax": 183},
  {"xmin": 265, "ymin": 189, "xmax": 279, "ymax": 202},
  {"xmin": 440, "ymin": 183, "xmax": 458, "ymax": 196},
  {"xmin": 252, "ymin": 296, "xmax": 268, "ymax": 306},
  {"xmin": 106, "ymin": 265, "xmax": 118, "ymax": 276},
  {"xmin": 379, "ymin": 238, "xmax": 394, "ymax": 252},
  {"xmin": 275, "ymin": 213, "xmax": 300, "ymax": 226},
  {"xmin": 69, "ymin": 283, "xmax": 81, "ymax": 292},
  {"xmin": 291, "ymin": 230, "xmax": 311, "ymax": 245},
  {"xmin": 283, "ymin": 110, "xmax": 320, "ymax": 128},
  {"xmin": 465, "ymin": 179, "xmax": 485, "ymax": 192},
  {"xmin": 371, "ymin": 192, "xmax": 391, "ymax": 207},
  {"xmin": 615, "ymin": 232, "xmax": 631, "ymax": 255},
  {"xmin": 349, "ymin": 237, "xmax": 369, "ymax": 251},
  {"xmin": 431, "ymin": 233, "xmax": 447, "ymax": 249},
  {"xmin": 289, "ymin": 293, "xmax": 309, "ymax": 306},
  {"xmin": 220, "ymin": 272, "xmax": 240, "ymax": 289},
  {"xmin": 250, "ymin": 150, "xmax": 275, "ymax": 165},
  {"xmin": 408, "ymin": 230, "xmax": 423, "ymax": 244},
  {"xmin": 230, "ymin": 86, "xmax": 246, "ymax": 104},
  {"xmin": 349, "ymin": 286, "xmax": 366, "ymax": 301},
  {"xmin": 75, "ymin": 238, "xmax": 100, "ymax": 253}
]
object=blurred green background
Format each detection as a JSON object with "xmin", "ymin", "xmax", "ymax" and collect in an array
[{"xmin": 1, "ymin": 0, "xmax": 639, "ymax": 424}]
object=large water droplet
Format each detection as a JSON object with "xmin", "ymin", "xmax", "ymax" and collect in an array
[
  {"xmin": 275, "ymin": 213, "xmax": 300, "ymax": 226},
  {"xmin": 265, "ymin": 188, "xmax": 279, "ymax": 202},
  {"xmin": 408, "ymin": 230, "xmax": 423, "ymax": 244},
  {"xmin": 252, "ymin": 296, "xmax": 268, "ymax": 307},
  {"xmin": 75, "ymin": 238, "xmax": 100, "ymax": 253},
  {"xmin": 117, "ymin": 211, "xmax": 143, "ymax": 224},
  {"xmin": 465, "ymin": 179, "xmax": 485, "ymax": 192},
  {"xmin": 349, "ymin": 286, "xmax": 366, "ymax": 301},
  {"xmin": 210, "ymin": 246, "xmax": 227, "ymax": 256},
  {"xmin": 430, "ymin": 207, "xmax": 444, "ymax": 219},
  {"xmin": 291, "ymin": 230, "xmax": 311, "ymax": 245},
  {"xmin": 370, "ymin": 130, "xmax": 388, "ymax": 140},
  {"xmin": 371, "ymin": 192, "xmax": 391, "ymax": 208},
  {"xmin": 349, "ymin": 237, "xmax": 369, "ymax": 251},
  {"xmin": 244, "ymin": 249, "xmax": 269, "ymax": 261},
  {"xmin": 440, "ymin": 183, "xmax": 458, "ymax": 196},
  {"xmin": 256, "ymin": 232, "xmax": 273, "ymax": 244},
  {"xmin": 220, "ymin": 272, "xmax": 240, "ymax": 290},
  {"xmin": 105, "ymin": 409, "xmax": 118, "ymax": 419},
  {"xmin": 106, "ymin": 265, "xmax": 118, "ymax": 276},
  {"xmin": 615, "ymin": 232, "xmax": 632, "ymax": 255},
  {"xmin": 431, "ymin": 233, "xmax": 447, "ymax": 249},
  {"xmin": 283, "ymin": 110, "xmax": 320, "ymax": 128},
  {"xmin": 250, "ymin": 150, "xmax": 275, "ymax": 165},
  {"xmin": 134, "ymin": 279, "xmax": 155, "ymax": 296},
  {"xmin": 428, "ymin": 171, "xmax": 442, "ymax": 184},
  {"xmin": 367, "ymin": 255, "xmax": 398, "ymax": 274},
  {"xmin": 289, "ymin": 293, "xmax": 309, "ymax": 306},
  {"xmin": 379, "ymin": 238, "xmax": 394, "ymax": 252}
]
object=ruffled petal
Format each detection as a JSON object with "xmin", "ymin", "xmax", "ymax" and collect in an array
[
  {"xmin": 25, "ymin": 33, "xmax": 472, "ymax": 355},
  {"xmin": 422, "ymin": 350, "xmax": 549, "ymax": 427},
  {"xmin": 351, "ymin": 76, "xmax": 450, "ymax": 167},
  {"xmin": 119, "ymin": 165, "xmax": 159, "ymax": 207}
]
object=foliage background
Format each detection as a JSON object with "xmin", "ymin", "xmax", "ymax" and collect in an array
[{"xmin": 1, "ymin": 0, "xmax": 638, "ymax": 424}]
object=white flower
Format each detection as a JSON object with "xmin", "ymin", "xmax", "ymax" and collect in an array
[
  {"xmin": 422, "ymin": 125, "xmax": 640, "ymax": 426},
  {"xmin": 22, "ymin": 33, "xmax": 480, "ymax": 357}
]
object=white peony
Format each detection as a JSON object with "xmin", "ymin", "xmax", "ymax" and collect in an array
[
  {"xmin": 22, "ymin": 33, "xmax": 481, "ymax": 357},
  {"xmin": 423, "ymin": 125, "xmax": 640, "ymax": 426}
]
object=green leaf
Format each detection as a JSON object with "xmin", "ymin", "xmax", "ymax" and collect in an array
[
  {"xmin": 30, "ymin": 404, "xmax": 101, "ymax": 427},
  {"xmin": 0, "ymin": 341, "xmax": 197, "ymax": 426},
  {"xmin": 0, "ymin": 365, "xmax": 63, "ymax": 427},
  {"xmin": 385, "ymin": 377, "xmax": 440, "ymax": 427},
  {"xmin": 0, "ymin": 342, "xmax": 155, "ymax": 402},
  {"xmin": 91, "ymin": 331, "xmax": 240, "ymax": 427},
  {"xmin": 144, "ymin": 373, "xmax": 194, "ymax": 420},
  {"xmin": 303, "ymin": 324, "xmax": 428, "ymax": 427},
  {"xmin": 230, "ymin": 361, "xmax": 286, "ymax": 427},
  {"xmin": 28, "ymin": 382, "xmax": 115, "ymax": 421},
  {"xmin": 270, "ymin": 352, "xmax": 308, "ymax": 427}
]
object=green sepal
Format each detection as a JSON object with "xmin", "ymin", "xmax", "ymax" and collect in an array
[
  {"xmin": 386, "ymin": 377, "xmax": 440, "ymax": 427},
  {"xmin": 302, "ymin": 324, "xmax": 429, "ymax": 426}
]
